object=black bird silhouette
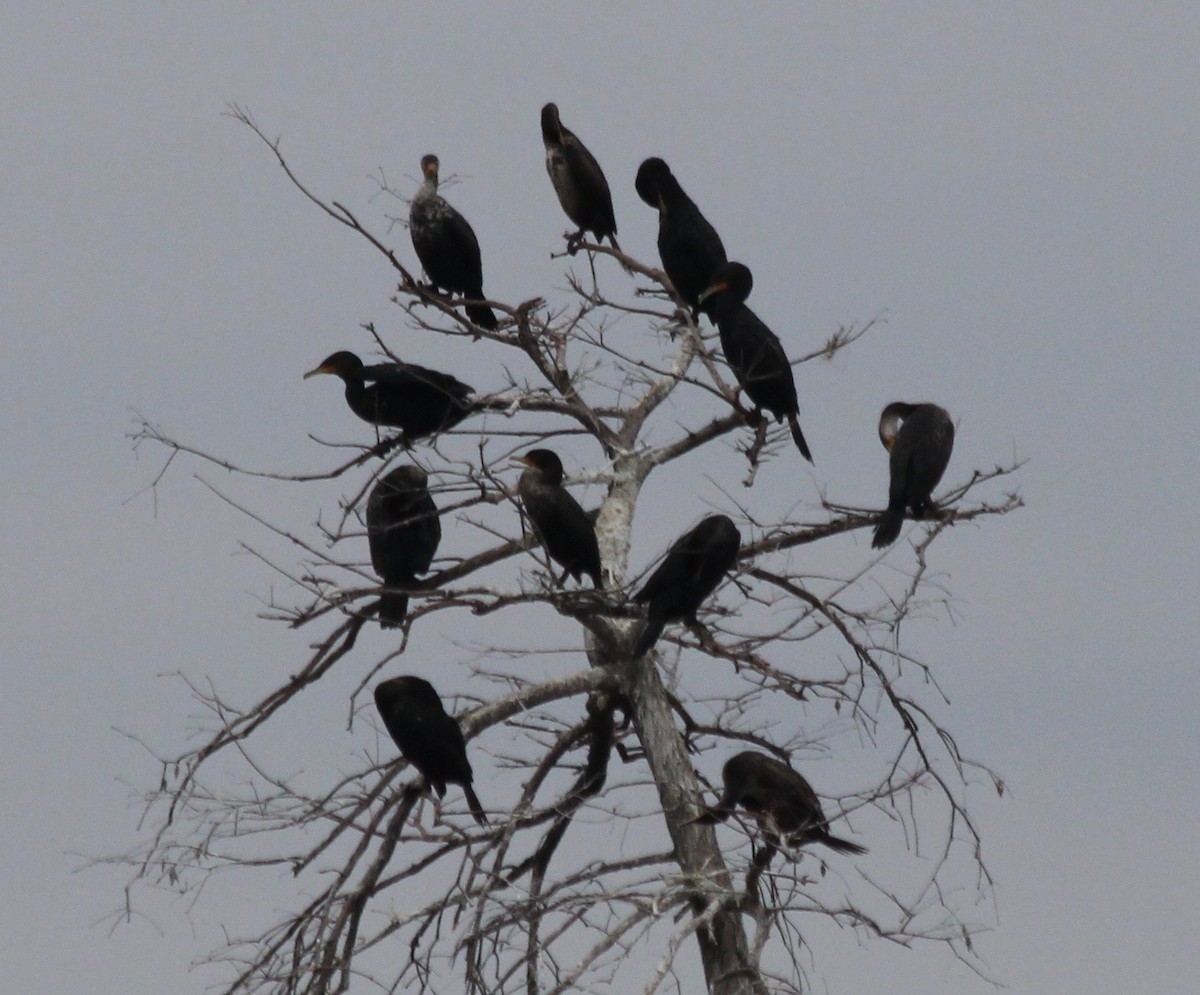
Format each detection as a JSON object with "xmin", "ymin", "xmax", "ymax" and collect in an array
[
  {"xmin": 409, "ymin": 154, "xmax": 498, "ymax": 330},
  {"xmin": 374, "ymin": 676, "xmax": 487, "ymax": 826},
  {"xmin": 695, "ymin": 751, "xmax": 866, "ymax": 855},
  {"xmin": 699, "ymin": 261, "xmax": 814, "ymax": 463},
  {"xmin": 366, "ymin": 465, "xmax": 441, "ymax": 628},
  {"xmin": 515, "ymin": 449, "xmax": 603, "ymax": 588},
  {"xmin": 304, "ymin": 351, "xmax": 475, "ymax": 445},
  {"xmin": 541, "ymin": 103, "xmax": 619, "ymax": 252},
  {"xmin": 635, "ymin": 157, "xmax": 727, "ymax": 320},
  {"xmin": 633, "ymin": 514, "xmax": 740, "ymax": 657},
  {"xmin": 872, "ymin": 401, "xmax": 955, "ymax": 549}
]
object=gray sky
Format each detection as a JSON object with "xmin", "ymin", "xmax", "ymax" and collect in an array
[{"xmin": 3, "ymin": 4, "xmax": 1197, "ymax": 992}]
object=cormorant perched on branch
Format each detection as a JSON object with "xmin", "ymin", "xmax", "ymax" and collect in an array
[
  {"xmin": 634, "ymin": 157, "xmax": 727, "ymax": 319},
  {"xmin": 699, "ymin": 261, "xmax": 814, "ymax": 463},
  {"xmin": 304, "ymin": 351, "xmax": 476, "ymax": 445},
  {"xmin": 374, "ymin": 676, "xmax": 487, "ymax": 826},
  {"xmin": 872, "ymin": 401, "xmax": 955, "ymax": 549},
  {"xmin": 695, "ymin": 751, "xmax": 866, "ymax": 855},
  {"xmin": 366, "ymin": 465, "xmax": 441, "ymax": 628},
  {"xmin": 633, "ymin": 514, "xmax": 740, "ymax": 657},
  {"xmin": 409, "ymin": 154, "xmax": 498, "ymax": 330},
  {"xmin": 515, "ymin": 449, "xmax": 603, "ymax": 588},
  {"xmin": 541, "ymin": 103, "xmax": 619, "ymax": 252}
]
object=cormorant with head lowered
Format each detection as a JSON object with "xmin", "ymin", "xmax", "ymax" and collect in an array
[
  {"xmin": 695, "ymin": 751, "xmax": 866, "ymax": 855},
  {"xmin": 872, "ymin": 401, "xmax": 955, "ymax": 549},
  {"xmin": 374, "ymin": 676, "xmax": 487, "ymax": 826},
  {"xmin": 409, "ymin": 154, "xmax": 498, "ymax": 330},
  {"xmin": 366, "ymin": 465, "xmax": 441, "ymax": 628},
  {"xmin": 699, "ymin": 261, "xmax": 814, "ymax": 463},
  {"xmin": 541, "ymin": 103, "xmax": 619, "ymax": 252},
  {"xmin": 515, "ymin": 449, "xmax": 603, "ymax": 588},
  {"xmin": 304, "ymin": 350, "xmax": 476, "ymax": 446},
  {"xmin": 634, "ymin": 157, "xmax": 727, "ymax": 320},
  {"xmin": 632, "ymin": 514, "xmax": 740, "ymax": 657}
]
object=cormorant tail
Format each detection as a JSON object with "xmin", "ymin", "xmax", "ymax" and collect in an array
[
  {"xmin": 466, "ymin": 302, "xmax": 498, "ymax": 330},
  {"xmin": 377, "ymin": 592, "xmax": 409, "ymax": 629},
  {"xmin": 462, "ymin": 783, "xmax": 488, "ymax": 826},
  {"xmin": 817, "ymin": 831, "xmax": 867, "ymax": 855},
  {"xmin": 632, "ymin": 617, "xmax": 666, "ymax": 658},
  {"xmin": 788, "ymin": 413, "xmax": 814, "ymax": 464},
  {"xmin": 871, "ymin": 504, "xmax": 905, "ymax": 549}
]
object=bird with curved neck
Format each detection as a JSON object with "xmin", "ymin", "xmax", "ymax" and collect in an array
[
  {"xmin": 540, "ymin": 102, "xmax": 620, "ymax": 253},
  {"xmin": 698, "ymin": 261, "xmax": 814, "ymax": 463},
  {"xmin": 366, "ymin": 465, "xmax": 441, "ymax": 628},
  {"xmin": 409, "ymin": 154, "xmax": 498, "ymax": 330},
  {"xmin": 872, "ymin": 401, "xmax": 955, "ymax": 548}
]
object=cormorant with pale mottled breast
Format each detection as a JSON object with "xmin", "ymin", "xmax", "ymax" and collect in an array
[
  {"xmin": 872, "ymin": 401, "xmax": 955, "ymax": 549},
  {"xmin": 374, "ymin": 675, "xmax": 487, "ymax": 826},
  {"xmin": 541, "ymin": 103, "xmax": 619, "ymax": 252}
]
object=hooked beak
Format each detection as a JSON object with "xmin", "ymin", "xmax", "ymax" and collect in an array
[
  {"xmin": 697, "ymin": 280, "xmax": 729, "ymax": 305},
  {"xmin": 303, "ymin": 363, "xmax": 333, "ymax": 380}
]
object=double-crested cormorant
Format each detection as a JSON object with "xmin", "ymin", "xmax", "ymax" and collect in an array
[
  {"xmin": 699, "ymin": 261, "xmax": 814, "ymax": 463},
  {"xmin": 515, "ymin": 449, "xmax": 603, "ymax": 588},
  {"xmin": 409, "ymin": 154, "xmax": 498, "ymax": 330},
  {"xmin": 696, "ymin": 751, "xmax": 866, "ymax": 855},
  {"xmin": 304, "ymin": 351, "xmax": 476, "ymax": 445},
  {"xmin": 634, "ymin": 157, "xmax": 727, "ymax": 319},
  {"xmin": 541, "ymin": 103, "xmax": 619, "ymax": 251},
  {"xmin": 633, "ymin": 514, "xmax": 740, "ymax": 657},
  {"xmin": 366, "ymin": 465, "xmax": 441, "ymax": 628},
  {"xmin": 374, "ymin": 675, "xmax": 487, "ymax": 826},
  {"xmin": 872, "ymin": 401, "xmax": 955, "ymax": 549}
]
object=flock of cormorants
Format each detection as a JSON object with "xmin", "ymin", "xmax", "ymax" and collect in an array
[{"xmin": 302, "ymin": 103, "xmax": 957, "ymax": 857}]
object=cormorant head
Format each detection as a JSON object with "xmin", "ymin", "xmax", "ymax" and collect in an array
[
  {"xmin": 518, "ymin": 448, "xmax": 566, "ymax": 486},
  {"xmin": 304, "ymin": 350, "xmax": 363, "ymax": 381},
  {"xmin": 377, "ymin": 464, "xmax": 430, "ymax": 492},
  {"xmin": 374, "ymin": 675, "xmax": 444, "ymax": 712},
  {"xmin": 420, "ymin": 154, "xmax": 440, "ymax": 184},
  {"xmin": 540, "ymin": 102, "xmax": 563, "ymax": 142},
  {"xmin": 699, "ymin": 261, "xmax": 753, "ymax": 307},
  {"xmin": 878, "ymin": 402, "xmax": 914, "ymax": 451},
  {"xmin": 635, "ymin": 157, "xmax": 671, "ymax": 209}
]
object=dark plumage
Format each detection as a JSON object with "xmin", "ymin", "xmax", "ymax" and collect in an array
[
  {"xmin": 699, "ymin": 262, "xmax": 814, "ymax": 463},
  {"xmin": 696, "ymin": 751, "xmax": 866, "ymax": 855},
  {"xmin": 516, "ymin": 449, "xmax": 603, "ymax": 588},
  {"xmin": 634, "ymin": 157, "xmax": 727, "ymax": 319},
  {"xmin": 303, "ymin": 351, "xmax": 476, "ymax": 444},
  {"xmin": 541, "ymin": 103, "xmax": 619, "ymax": 251},
  {"xmin": 374, "ymin": 676, "xmax": 487, "ymax": 826},
  {"xmin": 366, "ymin": 465, "xmax": 441, "ymax": 628},
  {"xmin": 409, "ymin": 154, "xmax": 498, "ymax": 330},
  {"xmin": 633, "ymin": 514, "xmax": 740, "ymax": 657},
  {"xmin": 872, "ymin": 401, "xmax": 955, "ymax": 549}
]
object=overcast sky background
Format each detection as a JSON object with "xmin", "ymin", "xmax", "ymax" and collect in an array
[{"xmin": 3, "ymin": 4, "xmax": 1198, "ymax": 993}]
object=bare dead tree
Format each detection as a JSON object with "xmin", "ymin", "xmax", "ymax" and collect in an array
[{"xmin": 112, "ymin": 106, "xmax": 1023, "ymax": 995}]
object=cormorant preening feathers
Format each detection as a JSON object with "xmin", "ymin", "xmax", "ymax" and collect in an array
[
  {"xmin": 409, "ymin": 154, "xmax": 499, "ymax": 330},
  {"xmin": 304, "ymin": 350, "xmax": 476, "ymax": 445},
  {"xmin": 635, "ymin": 157, "xmax": 727, "ymax": 320},
  {"xmin": 872, "ymin": 401, "xmax": 955, "ymax": 549},
  {"xmin": 696, "ymin": 751, "xmax": 866, "ymax": 855},
  {"xmin": 366, "ymin": 465, "xmax": 441, "ymax": 628},
  {"xmin": 541, "ymin": 103, "xmax": 619, "ymax": 251},
  {"xmin": 516, "ymin": 449, "xmax": 603, "ymax": 588},
  {"xmin": 699, "ymin": 261, "xmax": 814, "ymax": 463},
  {"xmin": 374, "ymin": 676, "xmax": 487, "ymax": 826},
  {"xmin": 633, "ymin": 514, "xmax": 740, "ymax": 657}
]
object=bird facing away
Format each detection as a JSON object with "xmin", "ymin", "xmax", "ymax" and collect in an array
[
  {"xmin": 366, "ymin": 465, "xmax": 442, "ymax": 628},
  {"xmin": 634, "ymin": 157, "xmax": 727, "ymax": 320},
  {"xmin": 541, "ymin": 103, "xmax": 619, "ymax": 251},
  {"xmin": 698, "ymin": 261, "xmax": 814, "ymax": 463},
  {"xmin": 695, "ymin": 751, "xmax": 866, "ymax": 855},
  {"xmin": 872, "ymin": 401, "xmax": 955, "ymax": 549},
  {"xmin": 374, "ymin": 676, "xmax": 487, "ymax": 826},
  {"xmin": 304, "ymin": 351, "xmax": 476, "ymax": 445},
  {"xmin": 408, "ymin": 154, "xmax": 499, "ymax": 330},
  {"xmin": 633, "ymin": 514, "xmax": 741, "ymax": 657},
  {"xmin": 515, "ymin": 449, "xmax": 603, "ymax": 588}
]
